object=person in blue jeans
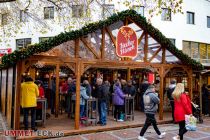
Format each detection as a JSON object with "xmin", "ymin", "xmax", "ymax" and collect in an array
[{"xmin": 95, "ymin": 78, "xmax": 109, "ymax": 126}]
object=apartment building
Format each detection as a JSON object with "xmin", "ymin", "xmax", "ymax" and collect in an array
[{"xmin": 0, "ymin": 0, "xmax": 210, "ymax": 66}]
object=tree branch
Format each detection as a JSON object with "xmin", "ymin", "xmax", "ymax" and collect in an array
[{"xmin": 46, "ymin": 0, "xmax": 62, "ymax": 10}]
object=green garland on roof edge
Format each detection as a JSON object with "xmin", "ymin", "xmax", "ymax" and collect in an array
[{"xmin": 1, "ymin": 10, "xmax": 203, "ymax": 70}]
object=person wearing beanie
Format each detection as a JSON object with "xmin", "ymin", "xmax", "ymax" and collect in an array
[{"xmin": 138, "ymin": 84, "xmax": 166, "ymax": 140}]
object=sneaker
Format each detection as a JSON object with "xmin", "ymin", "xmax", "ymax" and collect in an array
[
  {"xmin": 137, "ymin": 136, "xmax": 147, "ymax": 140},
  {"xmin": 173, "ymin": 135, "xmax": 180, "ymax": 140},
  {"xmin": 117, "ymin": 119, "xmax": 124, "ymax": 122},
  {"xmin": 158, "ymin": 132, "xmax": 166, "ymax": 139},
  {"xmin": 204, "ymin": 114, "xmax": 209, "ymax": 117}
]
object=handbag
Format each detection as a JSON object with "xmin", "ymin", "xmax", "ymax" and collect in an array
[{"xmin": 185, "ymin": 115, "xmax": 197, "ymax": 131}]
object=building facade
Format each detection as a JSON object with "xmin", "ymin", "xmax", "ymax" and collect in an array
[{"xmin": 0, "ymin": 0, "xmax": 210, "ymax": 66}]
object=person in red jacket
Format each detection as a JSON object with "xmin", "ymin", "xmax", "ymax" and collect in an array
[{"xmin": 172, "ymin": 83, "xmax": 192, "ymax": 140}]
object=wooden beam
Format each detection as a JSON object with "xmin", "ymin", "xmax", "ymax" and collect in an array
[
  {"xmin": 55, "ymin": 64, "xmax": 59, "ymax": 117},
  {"xmin": 30, "ymin": 68, "xmax": 36, "ymax": 81},
  {"xmin": 80, "ymin": 37, "xmax": 100, "ymax": 59},
  {"xmin": 138, "ymin": 31, "xmax": 145, "ymax": 45},
  {"xmin": 75, "ymin": 61, "xmax": 81, "ymax": 130},
  {"xmin": 124, "ymin": 17, "xmax": 128, "ymax": 26},
  {"xmin": 14, "ymin": 62, "xmax": 22, "ymax": 130},
  {"xmin": 127, "ymin": 68, "xmax": 131, "ymax": 81},
  {"xmin": 188, "ymin": 69, "xmax": 193, "ymax": 99},
  {"xmin": 101, "ymin": 28, "xmax": 105, "ymax": 59},
  {"xmin": 148, "ymin": 47, "xmax": 161, "ymax": 62},
  {"xmin": 105, "ymin": 27, "xmax": 117, "ymax": 48},
  {"xmin": 75, "ymin": 39, "xmax": 80, "ymax": 58},
  {"xmin": 162, "ymin": 47, "xmax": 166, "ymax": 64},
  {"xmin": 159, "ymin": 66, "xmax": 164, "ymax": 120},
  {"xmin": 144, "ymin": 33, "xmax": 148, "ymax": 62}
]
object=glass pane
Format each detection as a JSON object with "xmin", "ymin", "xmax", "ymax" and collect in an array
[
  {"xmin": 199, "ymin": 43, "xmax": 207, "ymax": 59},
  {"xmin": 207, "ymin": 16, "xmax": 210, "ymax": 28},
  {"xmin": 191, "ymin": 42, "xmax": 199, "ymax": 59},
  {"xmin": 208, "ymin": 44, "xmax": 210, "ymax": 59},
  {"xmin": 44, "ymin": 7, "xmax": 49, "ymax": 19},
  {"xmin": 161, "ymin": 8, "xmax": 171, "ymax": 21},
  {"xmin": 103, "ymin": 4, "xmax": 114, "ymax": 18},
  {"xmin": 134, "ymin": 6, "xmax": 144, "ymax": 16},
  {"xmin": 182, "ymin": 41, "xmax": 191, "ymax": 56}
]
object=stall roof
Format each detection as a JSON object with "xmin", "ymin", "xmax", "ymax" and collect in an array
[{"xmin": 0, "ymin": 10, "xmax": 203, "ymax": 70}]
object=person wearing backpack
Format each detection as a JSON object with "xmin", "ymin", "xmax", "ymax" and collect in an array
[{"xmin": 138, "ymin": 85, "xmax": 166, "ymax": 140}]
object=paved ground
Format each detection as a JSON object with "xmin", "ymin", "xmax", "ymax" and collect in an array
[{"xmin": 50, "ymin": 116, "xmax": 210, "ymax": 140}]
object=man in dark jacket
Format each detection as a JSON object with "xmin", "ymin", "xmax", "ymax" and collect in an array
[
  {"xmin": 167, "ymin": 79, "xmax": 176, "ymax": 122},
  {"xmin": 95, "ymin": 78, "xmax": 108, "ymax": 126},
  {"xmin": 138, "ymin": 85, "xmax": 165, "ymax": 140}
]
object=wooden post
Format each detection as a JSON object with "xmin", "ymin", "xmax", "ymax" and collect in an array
[
  {"xmin": 75, "ymin": 61, "xmax": 81, "ymax": 130},
  {"xmin": 199, "ymin": 73, "xmax": 202, "ymax": 117},
  {"xmin": 188, "ymin": 69, "xmax": 193, "ymax": 99},
  {"xmin": 159, "ymin": 66, "xmax": 164, "ymax": 120},
  {"xmin": 162, "ymin": 47, "xmax": 166, "ymax": 64},
  {"xmin": 127, "ymin": 68, "xmax": 131, "ymax": 81},
  {"xmin": 14, "ymin": 62, "xmax": 22, "ymax": 129},
  {"xmin": 144, "ymin": 33, "xmax": 148, "ymax": 62},
  {"xmin": 101, "ymin": 28, "xmax": 105, "ymax": 59},
  {"xmin": 55, "ymin": 64, "xmax": 59, "ymax": 117},
  {"xmin": 30, "ymin": 68, "xmax": 36, "ymax": 81},
  {"xmin": 113, "ymin": 70, "xmax": 118, "ymax": 81},
  {"xmin": 75, "ymin": 39, "xmax": 80, "ymax": 58}
]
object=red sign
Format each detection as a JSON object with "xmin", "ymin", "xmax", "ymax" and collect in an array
[
  {"xmin": 116, "ymin": 26, "xmax": 138, "ymax": 58},
  {"xmin": 0, "ymin": 48, "xmax": 12, "ymax": 57},
  {"xmin": 148, "ymin": 73, "xmax": 154, "ymax": 84}
]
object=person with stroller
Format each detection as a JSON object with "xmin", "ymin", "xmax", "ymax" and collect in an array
[
  {"xmin": 138, "ymin": 85, "xmax": 166, "ymax": 140},
  {"xmin": 167, "ymin": 79, "xmax": 176, "ymax": 123},
  {"xmin": 172, "ymin": 83, "xmax": 192, "ymax": 140},
  {"xmin": 202, "ymin": 84, "xmax": 210, "ymax": 117}
]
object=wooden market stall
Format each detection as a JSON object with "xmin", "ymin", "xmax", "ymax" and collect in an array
[{"xmin": 0, "ymin": 10, "xmax": 203, "ymax": 131}]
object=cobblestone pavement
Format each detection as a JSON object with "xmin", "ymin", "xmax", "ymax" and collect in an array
[
  {"xmin": 51, "ymin": 117, "xmax": 210, "ymax": 140},
  {"xmin": 0, "ymin": 113, "xmax": 14, "ymax": 140}
]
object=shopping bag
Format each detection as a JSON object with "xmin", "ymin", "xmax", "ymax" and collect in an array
[{"xmin": 185, "ymin": 115, "xmax": 197, "ymax": 131}]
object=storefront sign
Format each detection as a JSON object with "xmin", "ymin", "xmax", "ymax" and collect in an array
[
  {"xmin": 0, "ymin": 48, "xmax": 12, "ymax": 57},
  {"xmin": 116, "ymin": 26, "xmax": 138, "ymax": 58}
]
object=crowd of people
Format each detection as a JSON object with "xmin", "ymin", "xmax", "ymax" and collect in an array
[{"xmin": 20, "ymin": 75, "xmax": 209, "ymax": 140}]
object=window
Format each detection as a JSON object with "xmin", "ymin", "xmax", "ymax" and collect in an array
[
  {"xmin": 1, "ymin": 13, "xmax": 8, "ymax": 25},
  {"xmin": 20, "ymin": 9, "xmax": 29, "ymax": 22},
  {"xmin": 16, "ymin": 38, "xmax": 31, "ymax": 50},
  {"xmin": 72, "ymin": 5, "xmax": 83, "ymax": 18},
  {"xmin": 39, "ymin": 37, "xmax": 53, "ymax": 42},
  {"xmin": 161, "ymin": 8, "xmax": 171, "ymax": 21},
  {"xmin": 102, "ymin": 4, "xmax": 114, "ymax": 18},
  {"xmin": 187, "ymin": 12, "xmax": 194, "ymax": 24},
  {"xmin": 133, "ymin": 6, "xmax": 144, "ymax": 16},
  {"xmin": 44, "ymin": 7, "xmax": 54, "ymax": 19},
  {"xmin": 169, "ymin": 38, "xmax": 175, "ymax": 45},
  {"xmin": 207, "ymin": 16, "xmax": 210, "ymax": 28},
  {"xmin": 183, "ymin": 41, "xmax": 210, "ymax": 63}
]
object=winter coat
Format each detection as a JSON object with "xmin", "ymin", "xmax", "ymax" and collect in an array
[
  {"xmin": 143, "ymin": 89, "xmax": 160, "ymax": 114},
  {"xmin": 174, "ymin": 93, "xmax": 192, "ymax": 122},
  {"xmin": 113, "ymin": 86, "xmax": 125, "ymax": 105},
  {"xmin": 95, "ymin": 84, "xmax": 109, "ymax": 102},
  {"xmin": 80, "ymin": 86, "xmax": 89, "ymax": 105},
  {"xmin": 167, "ymin": 84, "xmax": 176, "ymax": 101},
  {"xmin": 140, "ymin": 81, "xmax": 149, "ymax": 95},
  {"xmin": 124, "ymin": 85, "xmax": 136, "ymax": 96},
  {"xmin": 202, "ymin": 87, "xmax": 209, "ymax": 102},
  {"xmin": 21, "ymin": 82, "xmax": 39, "ymax": 108}
]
